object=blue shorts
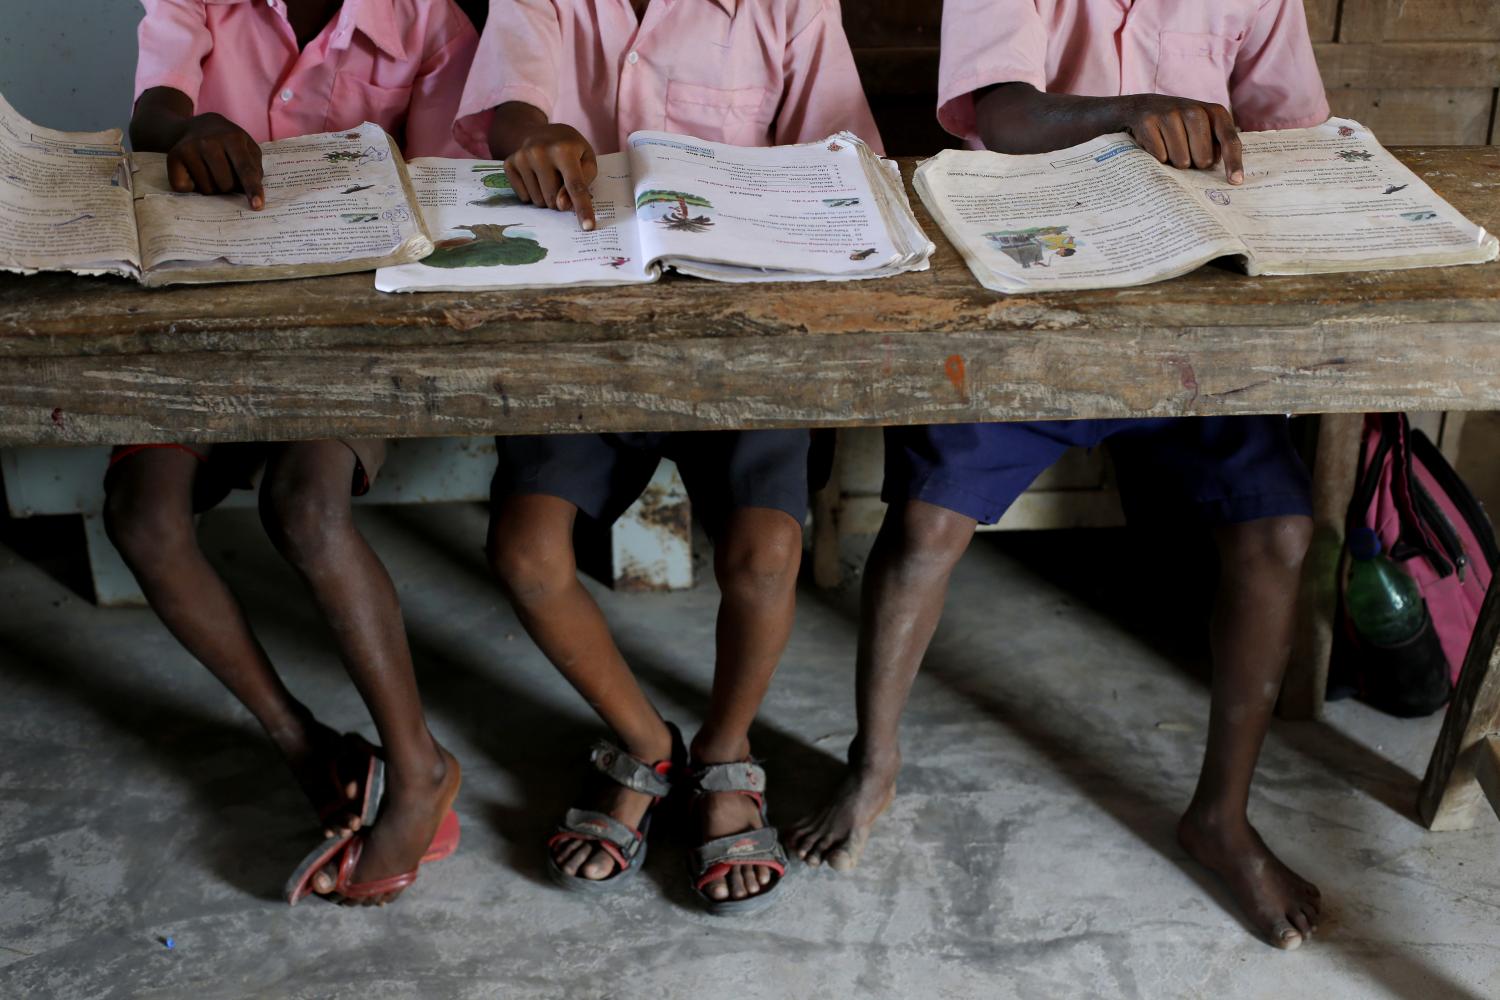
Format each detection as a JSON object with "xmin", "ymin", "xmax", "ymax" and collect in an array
[
  {"xmin": 493, "ymin": 430, "xmax": 815, "ymax": 536},
  {"xmin": 883, "ymin": 416, "xmax": 1312, "ymax": 527}
]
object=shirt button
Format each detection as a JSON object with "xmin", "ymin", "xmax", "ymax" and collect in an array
[
  {"xmin": 626, "ymin": 51, "xmax": 639, "ymax": 65},
  {"xmin": 280, "ymin": 89, "xmax": 294, "ymax": 102}
]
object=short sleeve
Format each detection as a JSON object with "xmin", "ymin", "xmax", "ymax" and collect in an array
[
  {"xmin": 937, "ymin": 0, "xmax": 1047, "ymax": 142},
  {"xmin": 775, "ymin": 0, "xmax": 883, "ymax": 152},
  {"xmin": 453, "ymin": 0, "xmax": 562, "ymax": 157},
  {"xmin": 404, "ymin": 1, "xmax": 484, "ymax": 157},
  {"xmin": 135, "ymin": 0, "xmax": 215, "ymax": 106},
  {"xmin": 1228, "ymin": 0, "xmax": 1330, "ymax": 130}
]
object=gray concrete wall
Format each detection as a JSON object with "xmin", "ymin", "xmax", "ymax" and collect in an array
[{"xmin": 0, "ymin": 2, "xmax": 140, "ymax": 134}]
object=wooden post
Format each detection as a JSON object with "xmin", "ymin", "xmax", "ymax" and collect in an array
[
  {"xmin": 1472, "ymin": 735, "xmax": 1500, "ymax": 825},
  {"xmin": 1418, "ymin": 576, "xmax": 1500, "ymax": 830},
  {"xmin": 1280, "ymin": 412, "xmax": 1364, "ymax": 719}
]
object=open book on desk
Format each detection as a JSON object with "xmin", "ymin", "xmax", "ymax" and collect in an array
[
  {"xmin": 0, "ymin": 92, "xmax": 430, "ymax": 287},
  {"xmin": 376, "ymin": 130, "xmax": 932, "ymax": 292},
  {"xmin": 914, "ymin": 118, "xmax": 1498, "ymax": 294}
]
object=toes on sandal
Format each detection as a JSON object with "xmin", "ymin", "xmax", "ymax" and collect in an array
[
  {"xmin": 546, "ymin": 723, "xmax": 684, "ymax": 894},
  {"xmin": 319, "ymin": 732, "xmax": 386, "ymax": 829},
  {"xmin": 283, "ymin": 809, "xmax": 461, "ymax": 906},
  {"xmin": 688, "ymin": 760, "xmax": 789, "ymax": 916}
]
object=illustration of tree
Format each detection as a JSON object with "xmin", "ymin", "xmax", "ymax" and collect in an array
[
  {"xmin": 422, "ymin": 223, "xmax": 549, "ymax": 268},
  {"xmin": 636, "ymin": 190, "xmax": 715, "ymax": 233}
]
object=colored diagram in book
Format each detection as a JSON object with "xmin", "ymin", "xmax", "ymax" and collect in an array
[
  {"xmin": 637, "ymin": 190, "xmax": 714, "ymax": 233},
  {"xmin": 469, "ymin": 165, "xmax": 519, "ymax": 207},
  {"xmin": 422, "ymin": 223, "xmax": 549, "ymax": 268},
  {"xmin": 984, "ymin": 225, "xmax": 1079, "ymax": 269},
  {"xmin": 324, "ymin": 145, "xmax": 387, "ymax": 165}
]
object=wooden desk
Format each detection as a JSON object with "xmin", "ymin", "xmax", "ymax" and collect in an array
[{"xmin": 1, "ymin": 147, "xmax": 1498, "ymax": 829}]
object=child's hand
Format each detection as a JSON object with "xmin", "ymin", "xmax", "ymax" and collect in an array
[
  {"xmin": 1119, "ymin": 96, "xmax": 1244, "ymax": 185},
  {"xmin": 504, "ymin": 124, "xmax": 598, "ymax": 231},
  {"xmin": 166, "ymin": 114, "xmax": 266, "ymax": 209}
]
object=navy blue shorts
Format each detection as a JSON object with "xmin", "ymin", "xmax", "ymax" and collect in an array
[
  {"xmin": 493, "ymin": 430, "xmax": 815, "ymax": 536},
  {"xmin": 883, "ymin": 416, "xmax": 1312, "ymax": 527}
]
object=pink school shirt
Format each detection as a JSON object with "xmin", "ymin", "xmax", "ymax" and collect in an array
[
  {"xmin": 938, "ymin": 0, "xmax": 1329, "ymax": 144},
  {"xmin": 134, "ymin": 0, "xmax": 484, "ymax": 157},
  {"xmin": 455, "ymin": 0, "xmax": 883, "ymax": 156}
]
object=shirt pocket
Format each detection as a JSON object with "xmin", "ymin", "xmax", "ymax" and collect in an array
[
  {"xmin": 664, "ymin": 80, "xmax": 775, "ymax": 146},
  {"xmin": 1153, "ymin": 31, "xmax": 1237, "ymax": 109},
  {"xmin": 326, "ymin": 72, "xmax": 413, "ymax": 139}
]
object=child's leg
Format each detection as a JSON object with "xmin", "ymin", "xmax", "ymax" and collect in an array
[
  {"xmin": 789, "ymin": 498, "xmax": 975, "ymax": 870},
  {"xmin": 791, "ymin": 421, "xmax": 1073, "ymax": 870},
  {"xmin": 104, "ymin": 446, "xmax": 362, "ymax": 829},
  {"xmin": 1110, "ymin": 414, "xmax": 1320, "ymax": 948},
  {"xmin": 691, "ymin": 505, "xmax": 805, "ymax": 901},
  {"xmin": 257, "ymin": 440, "xmax": 458, "ymax": 905},
  {"xmin": 488, "ymin": 492, "xmax": 674, "ymax": 881},
  {"xmin": 1178, "ymin": 514, "xmax": 1320, "ymax": 949}
]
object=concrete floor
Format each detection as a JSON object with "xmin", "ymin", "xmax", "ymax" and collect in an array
[{"xmin": 1, "ymin": 504, "xmax": 1498, "ymax": 1000}]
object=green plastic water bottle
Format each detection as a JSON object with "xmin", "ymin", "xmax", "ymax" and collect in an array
[{"xmin": 1347, "ymin": 528, "xmax": 1427, "ymax": 646}]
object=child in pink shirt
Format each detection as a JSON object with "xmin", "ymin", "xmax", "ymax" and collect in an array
[
  {"xmin": 108, "ymin": 0, "xmax": 481, "ymax": 907},
  {"xmin": 457, "ymin": 0, "xmax": 879, "ymax": 914},
  {"xmin": 791, "ymin": 0, "xmax": 1329, "ymax": 951}
]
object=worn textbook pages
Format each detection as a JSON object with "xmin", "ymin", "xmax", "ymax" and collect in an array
[
  {"xmin": 376, "ymin": 131, "xmax": 932, "ymax": 292},
  {"xmin": 0, "ymin": 92, "xmax": 430, "ymax": 286},
  {"xmin": 915, "ymin": 118, "xmax": 1498, "ymax": 294}
]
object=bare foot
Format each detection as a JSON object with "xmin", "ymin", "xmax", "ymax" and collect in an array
[
  {"xmin": 280, "ymin": 722, "xmax": 368, "ymax": 837},
  {"xmin": 787, "ymin": 755, "xmax": 897, "ymax": 872},
  {"xmin": 312, "ymin": 743, "xmax": 462, "ymax": 906},
  {"xmin": 697, "ymin": 789, "xmax": 779, "ymax": 902},
  {"xmin": 553, "ymin": 727, "xmax": 674, "ymax": 882},
  {"xmin": 1177, "ymin": 804, "xmax": 1321, "ymax": 950}
]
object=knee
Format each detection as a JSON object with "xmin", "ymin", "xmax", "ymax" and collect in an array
[
  {"xmin": 1223, "ymin": 515, "xmax": 1313, "ymax": 575},
  {"xmin": 716, "ymin": 515, "xmax": 802, "ymax": 599},
  {"xmin": 881, "ymin": 501, "xmax": 975, "ymax": 577},
  {"xmin": 259, "ymin": 472, "xmax": 352, "ymax": 569},
  {"xmin": 487, "ymin": 526, "xmax": 575, "ymax": 605},
  {"xmin": 103, "ymin": 483, "xmax": 194, "ymax": 571}
]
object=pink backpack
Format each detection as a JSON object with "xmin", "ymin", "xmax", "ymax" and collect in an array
[{"xmin": 1330, "ymin": 414, "xmax": 1499, "ymax": 715}]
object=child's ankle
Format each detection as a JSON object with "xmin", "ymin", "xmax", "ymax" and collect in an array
[
  {"xmin": 848, "ymin": 736, "xmax": 901, "ymax": 775},
  {"xmin": 689, "ymin": 732, "xmax": 751, "ymax": 765}
]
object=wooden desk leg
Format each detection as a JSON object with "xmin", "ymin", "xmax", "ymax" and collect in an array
[
  {"xmin": 1418, "ymin": 577, "xmax": 1500, "ymax": 830},
  {"xmin": 1471, "ymin": 734, "xmax": 1500, "ymax": 825},
  {"xmin": 1280, "ymin": 412, "xmax": 1363, "ymax": 720}
]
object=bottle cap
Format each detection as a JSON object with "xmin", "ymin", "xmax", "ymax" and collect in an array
[{"xmin": 1349, "ymin": 527, "xmax": 1382, "ymax": 559}]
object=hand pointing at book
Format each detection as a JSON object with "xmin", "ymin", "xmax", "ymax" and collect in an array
[
  {"xmin": 1117, "ymin": 95, "xmax": 1244, "ymax": 185},
  {"xmin": 165, "ymin": 114, "xmax": 266, "ymax": 210},
  {"xmin": 488, "ymin": 103, "xmax": 597, "ymax": 231},
  {"xmin": 503, "ymin": 123, "xmax": 598, "ymax": 231}
]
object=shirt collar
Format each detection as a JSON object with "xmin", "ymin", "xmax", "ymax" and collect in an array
[
  {"xmin": 348, "ymin": 0, "xmax": 407, "ymax": 61},
  {"xmin": 205, "ymin": 0, "xmax": 408, "ymax": 60}
]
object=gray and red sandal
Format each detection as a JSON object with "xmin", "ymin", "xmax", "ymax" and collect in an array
[
  {"xmin": 545, "ymin": 724, "xmax": 684, "ymax": 893},
  {"xmin": 688, "ymin": 760, "xmax": 789, "ymax": 916}
]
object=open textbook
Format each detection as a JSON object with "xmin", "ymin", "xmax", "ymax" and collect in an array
[
  {"xmin": 914, "ymin": 118, "xmax": 1499, "ymax": 294},
  {"xmin": 0, "ymin": 93, "xmax": 430, "ymax": 286},
  {"xmin": 376, "ymin": 131, "xmax": 932, "ymax": 291}
]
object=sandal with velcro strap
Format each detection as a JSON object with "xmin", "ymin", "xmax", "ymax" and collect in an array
[
  {"xmin": 688, "ymin": 760, "xmax": 789, "ymax": 916},
  {"xmin": 545, "ymin": 723, "xmax": 684, "ymax": 893}
]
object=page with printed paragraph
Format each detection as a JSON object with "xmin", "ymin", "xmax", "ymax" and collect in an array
[
  {"xmin": 375, "ymin": 152, "xmax": 653, "ymax": 292},
  {"xmin": 0, "ymin": 91, "xmax": 140, "ymax": 278},
  {"xmin": 914, "ymin": 136, "xmax": 1244, "ymax": 294},
  {"xmin": 131, "ymin": 121, "xmax": 429, "ymax": 285},
  {"xmin": 1173, "ymin": 119, "xmax": 1499, "ymax": 274},
  {"xmin": 626, "ymin": 131, "xmax": 909, "ymax": 280}
]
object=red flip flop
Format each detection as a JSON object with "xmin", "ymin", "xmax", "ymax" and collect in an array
[
  {"xmin": 314, "ymin": 733, "xmax": 385, "ymax": 831},
  {"xmin": 284, "ymin": 809, "xmax": 460, "ymax": 905}
]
